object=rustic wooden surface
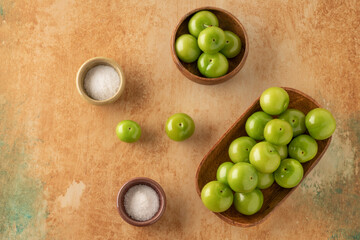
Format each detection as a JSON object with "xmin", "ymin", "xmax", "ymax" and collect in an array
[{"xmin": 0, "ymin": 0, "xmax": 359, "ymax": 239}]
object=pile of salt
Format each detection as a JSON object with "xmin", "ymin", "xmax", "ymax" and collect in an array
[
  {"xmin": 83, "ymin": 65, "xmax": 120, "ymax": 100},
  {"xmin": 124, "ymin": 184, "xmax": 160, "ymax": 221}
]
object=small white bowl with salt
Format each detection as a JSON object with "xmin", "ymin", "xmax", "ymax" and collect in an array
[
  {"xmin": 76, "ymin": 57, "xmax": 125, "ymax": 105},
  {"xmin": 117, "ymin": 177, "xmax": 166, "ymax": 227}
]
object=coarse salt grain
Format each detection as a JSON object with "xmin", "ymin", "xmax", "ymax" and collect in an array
[
  {"xmin": 124, "ymin": 184, "xmax": 160, "ymax": 222},
  {"xmin": 83, "ymin": 65, "xmax": 120, "ymax": 100}
]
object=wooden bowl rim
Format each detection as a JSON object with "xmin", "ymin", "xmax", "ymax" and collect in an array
[
  {"xmin": 170, "ymin": 6, "xmax": 249, "ymax": 85},
  {"xmin": 195, "ymin": 87, "xmax": 332, "ymax": 227},
  {"xmin": 117, "ymin": 177, "xmax": 167, "ymax": 227}
]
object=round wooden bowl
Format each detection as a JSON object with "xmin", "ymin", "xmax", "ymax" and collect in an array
[
  {"xmin": 171, "ymin": 6, "xmax": 249, "ymax": 85},
  {"xmin": 117, "ymin": 177, "xmax": 166, "ymax": 227},
  {"xmin": 76, "ymin": 57, "xmax": 126, "ymax": 105}
]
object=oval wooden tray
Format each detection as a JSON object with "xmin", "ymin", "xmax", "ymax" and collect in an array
[{"xmin": 195, "ymin": 87, "xmax": 332, "ymax": 227}]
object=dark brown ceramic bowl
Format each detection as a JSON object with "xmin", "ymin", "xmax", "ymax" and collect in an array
[
  {"xmin": 171, "ymin": 6, "xmax": 249, "ymax": 85},
  {"xmin": 196, "ymin": 87, "xmax": 332, "ymax": 227},
  {"xmin": 117, "ymin": 177, "xmax": 166, "ymax": 227}
]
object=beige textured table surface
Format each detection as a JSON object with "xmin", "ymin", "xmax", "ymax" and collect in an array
[{"xmin": 0, "ymin": 0, "xmax": 359, "ymax": 239}]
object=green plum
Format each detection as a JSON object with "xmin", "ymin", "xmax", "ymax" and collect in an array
[
  {"xmin": 227, "ymin": 162, "xmax": 258, "ymax": 193},
  {"xmin": 234, "ymin": 189, "xmax": 264, "ymax": 215},
  {"xmin": 264, "ymin": 119, "xmax": 293, "ymax": 146},
  {"xmin": 245, "ymin": 111, "xmax": 273, "ymax": 140},
  {"xmin": 279, "ymin": 109, "xmax": 306, "ymax": 137},
  {"xmin": 188, "ymin": 10, "xmax": 219, "ymax": 37},
  {"xmin": 216, "ymin": 162, "xmax": 234, "ymax": 185},
  {"xmin": 197, "ymin": 52, "xmax": 228, "ymax": 78},
  {"xmin": 305, "ymin": 108, "xmax": 336, "ymax": 140},
  {"xmin": 198, "ymin": 26, "xmax": 225, "ymax": 54},
  {"xmin": 260, "ymin": 87, "xmax": 289, "ymax": 115},
  {"xmin": 201, "ymin": 181, "xmax": 233, "ymax": 212},
  {"xmin": 175, "ymin": 34, "xmax": 201, "ymax": 63},
  {"xmin": 165, "ymin": 113, "xmax": 195, "ymax": 141},
  {"xmin": 249, "ymin": 142, "xmax": 281, "ymax": 173},
  {"xmin": 288, "ymin": 134, "xmax": 318, "ymax": 163},
  {"xmin": 273, "ymin": 144, "xmax": 288, "ymax": 160},
  {"xmin": 116, "ymin": 120, "xmax": 141, "ymax": 143},
  {"xmin": 220, "ymin": 30, "xmax": 242, "ymax": 58},
  {"xmin": 274, "ymin": 158, "xmax": 304, "ymax": 188},
  {"xmin": 228, "ymin": 137, "xmax": 257, "ymax": 163},
  {"xmin": 257, "ymin": 172, "xmax": 274, "ymax": 189}
]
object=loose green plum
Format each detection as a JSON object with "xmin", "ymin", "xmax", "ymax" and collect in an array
[
  {"xmin": 165, "ymin": 113, "xmax": 195, "ymax": 141},
  {"xmin": 260, "ymin": 87, "xmax": 289, "ymax": 115},
  {"xmin": 305, "ymin": 108, "xmax": 336, "ymax": 140},
  {"xmin": 264, "ymin": 119, "xmax": 293, "ymax": 146},
  {"xmin": 198, "ymin": 26, "xmax": 225, "ymax": 54},
  {"xmin": 175, "ymin": 34, "xmax": 201, "ymax": 63},
  {"xmin": 220, "ymin": 31, "xmax": 242, "ymax": 58},
  {"xmin": 249, "ymin": 142, "xmax": 281, "ymax": 173},
  {"xmin": 201, "ymin": 181, "xmax": 233, "ymax": 212},
  {"xmin": 288, "ymin": 134, "xmax": 318, "ymax": 163},
  {"xmin": 197, "ymin": 52, "xmax": 228, "ymax": 78},
  {"xmin": 279, "ymin": 109, "xmax": 306, "ymax": 137},
  {"xmin": 228, "ymin": 137, "xmax": 257, "ymax": 163},
  {"xmin": 274, "ymin": 158, "xmax": 304, "ymax": 188},
  {"xmin": 234, "ymin": 189, "xmax": 264, "ymax": 215},
  {"xmin": 188, "ymin": 10, "xmax": 219, "ymax": 37},
  {"xmin": 273, "ymin": 144, "xmax": 288, "ymax": 160},
  {"xmin": 245, "ymin": 111, "xmax": 273, "ymax": 140},
  {"xmin": 116, "ymin": 120, "xmax": 141, "ymax": 143},
  {"xmin": 257, "ymin": 172, "xmax": 274, "ymax": 189},
  {"xmin": 216, "ymin": 162, "xmax": 234, "ymax": 185},
  {"xmin": 227, "ymin": 162, "xmax": 258, "ymax": 193}
]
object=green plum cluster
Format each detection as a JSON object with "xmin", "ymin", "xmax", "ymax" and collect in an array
[
  {"xmin": 116, "ymin": 113, "xmax": 195, "ymax": 143},
  {"xmin": 201, "ymin": 87, "xmax": 336, "ymax": 215},
  {"xmin": 175, "ymin": 11, "xmax": 242, "ymax": 78}
]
